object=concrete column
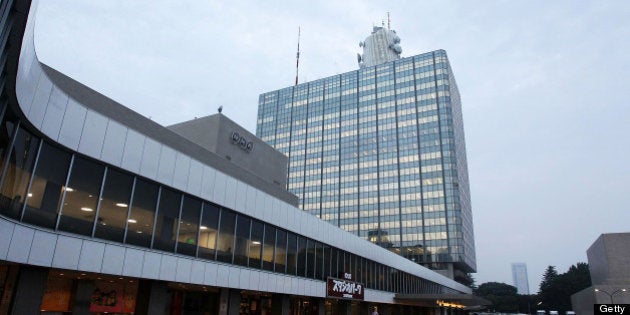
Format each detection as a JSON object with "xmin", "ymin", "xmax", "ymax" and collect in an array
[
  {"xmin": 272, "ymin": 294, "xmax": 290, "ymax": 315},
  {"xmin": 10, "ymin": 266, "xmax": 48, "ymax": 315},
  {"xmin": 72, "ymin": 280, "xmax": 95, "ymax": 315},
  {"xmin": 134, "ymin": 280, "xmax": 170, "ymax": 315}
]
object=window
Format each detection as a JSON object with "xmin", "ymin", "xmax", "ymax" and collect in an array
[
  {"xmin": 248, "ymin": 220, "xmax": 263, "ymax": 268},
  {"xmin": 22, "ymin": 143, "xmax": 71, "ymax": 228},
  {"xmin": 262, "ymin": 225, "xmax": 276, "ymax": 271},
  {"xmin": 125, "ymin": 179, "xmax": 158, "ymax": 247},
  {"xmin": 286, "ymin": 233, "xmax": 297, "ymax": 275},
  {"xmin": 153, "ymin": 188, "xmax": 181, "ymax": 252},
  {"xmin": 274, "ymin": 229, "xmax": 287, "ymax": 273},
  {"xmin": 233, "ymin": 215, "xmax": 251, "ymax": 266},
  {"xmin": 216, "ymin": 210, "xmax": 235, "ymax": 263},
  {"xmin": 57, "ymin": 157, "xmax": 104, "ymax": 236},
  {"xmin": 0, "ymin": 127, "xmax": 39, "ymax": 220},
  {"xmin": 198, "ymin": 203, "xmax": 219, "ymax": 260},
  {"xmin": 94, "ymin": 169, "xmax": 133, "ymax": 242},
  {"xmin": 177, "ymin": 196, "xmax": 201, "ymax": 256}
]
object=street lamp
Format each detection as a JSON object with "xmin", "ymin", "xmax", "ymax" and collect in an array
[{"xmin": 595, "ymin": 288, "xmax": 627, "ymax": 303}]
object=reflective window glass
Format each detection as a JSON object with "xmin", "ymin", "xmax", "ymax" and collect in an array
[
  {"xmin": 198, "ymin": 203, "xmax": 219, "ymax": 260},
  {"xmin": 248, "ymin": 220, "xmax": 263, "ymax": 268},
  {"xmin": 286, "ymin": 233, "xmax": 297, "ymax": 275},
  {"xmin": 322, "ymin": 244, "xmax": 331, "ymax": 280},
  {"xmin": 262, "ymin": 225, "xmax": 276, "ymax": 271},
  {"xmin": 331, "ymin": 247, "xmax": 339, "ymax": 278},
  {"xmin": 153, "ymin": 188, "xmax": 181, "ymax": 252},
  {"xmin": 216, "ymin": 210, "xmax": 235, "ymax": 263},
  {"xmin": 296, "ymin": 236, "xmax": 307, "ymax": 277},
  {"xmin": 274, "ymin": 229, "xmax": 287, "ymax": 273},
  {"xmin": 233, "ymin": 215, "xmax": 251, "ymax": 267},
  {"xmin": 94, "ymin": 169, "xmax": 133, "ymax": 242},
  {"xmin": 58, "ymin": 157, "xmax": 104, "ymax": 236},
  {"xmin": 0, "ymin": 118, "xmax": 16, "ymax": 175},
  {"xmin": 125, "ymin": 179, "xmax": 158, "ymax": 247},
  {"xmin": 306, "ymin": 240, "xmax": 316, "ymax": 279},
  {"xmin": 23, "ymin": 143, "xmax": 71, "ymax": 228},
  {"xmin": 177, "ymin": 196, "xmax": 201, "ymax": 256},
  {"xmin": 0, "ymin": 127, "xmax": 39, "ymax": 220}
]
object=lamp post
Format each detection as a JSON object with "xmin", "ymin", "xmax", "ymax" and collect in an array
[{"xmin": 594, "ymin": 288, "xmax": 627, "ymax": 303}]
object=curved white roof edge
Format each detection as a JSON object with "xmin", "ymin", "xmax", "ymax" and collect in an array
[{"xmin": 13, "ymin": 0, "xmax": 471, "ymax": 295}]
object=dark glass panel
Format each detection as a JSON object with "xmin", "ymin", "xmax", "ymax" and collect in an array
[
  {"xmin": 0, "ymin": 118, "xmax": 15, "ymax": 178},
  {"xmin": 153, "ymin": 188, "xmax": 181, "ymax": 252},
  {"xmin": 23, "ymin": 143, "xmax": 71, "ymax": 228},
  {"xmin": 0, "ymin": 127, "xmax": 39, "ymax": 219},
  {"xmin": 274, "ymin": 229, "xmax": 287, "ymax": 273},
  {"xmin": 94, "ymin": 169, "xmax": 133, "ymax": 242},
  {"xmin": 296, "ymin": 237, "xmax": 307, "ymax": 277},
  {"xmin": 330, "ymin": 247, "xmax": 339, "ymax": 278},
  {"xmin": 177, "ymin": 196, "xmax": 201, "ymax": 256},
  {"xmin": 233, "ymin": 215, "xmax": 251, "ymax": 266},
  {"xmin": 248, "ymin": 220, "xmax": 263, "ymax": 268},
  {"xmin": 306, "ymin": 240, "xmax": 316, "ymax": 279},
  {"xmin": 344, "ymin": 251, "xmax": 351, "ymax": 276},
  {"xmin": 198, "ymin": 203, "xmax": 219, "ymax": 260},
  {"xmin": 262, "ymin": 225, "xmax": 276, "ymax": 271},
  {"xmin": 58, "ymin": 157, "xmax": 104, "ymax": 236},
  {"xmin": 125, "ymin": 179, "xmax": 158, "ymax": 247},
  {"xmin": 314, "ymin": 241, "xmax": 323, "ymax": 280},
  {"xmin": 286, "ymin": 233, "xmax": 297, "ymax": 275},
  {"xmin": 322, "ymin": 245, "xmax": 331, "ymax": 280},
  {"xmin": 216, "ymin": 210, "xmax": 235, "ymax": 263},
  {"xmin": 352, "ymin": 254, "xmax": 359, "ymax": 284}
]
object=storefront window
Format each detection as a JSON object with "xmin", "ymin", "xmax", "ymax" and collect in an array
[
  {"xmin": 198, "ymin": 203, "xmax": 219, "ymax": 260},
  {"xmin": 23, "ymin": 143, "xmax": 71, "ymax": 228},
  {"xmin": 94, "ymin": 169, "xmax": 133, "ymax": 242},
  {"xmin": 58, "ymin": 157, "xmax": 104, "ymax": 236},
  {"xmin": 216, "ymin": 210, "xmax": 235, "ymax": 263},
  {"xmin": 176, "ymin": 196, "xmax": 201, "ymax": 256},
  {"xmin": 153, "ymin": 188, "xmax": 181, "ymax": 252},
  {"xmin": 0, "ymin": 127, "xmax": 39, "ymax": 220},
  {"xmin": 125, "ymin": 179, "xmax": 158, "ymax": 248}
]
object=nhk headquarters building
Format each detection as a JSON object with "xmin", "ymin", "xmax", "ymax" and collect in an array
[{"xmin": 0, "ymin": 0, "xmax": 484, "ymax": 314}]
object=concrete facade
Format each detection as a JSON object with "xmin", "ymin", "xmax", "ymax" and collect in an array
[
  {"xmin": 168, "ymin": 114, "xmax": 289, "ymax": 190},
  {"xmin": 571, "ymin": 233, "xmax": 630, "ymax": 314}
]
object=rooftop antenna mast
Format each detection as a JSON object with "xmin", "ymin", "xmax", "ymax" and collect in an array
[
  {"xmin": 295, "ymin": 27, "xmax": 301, "ymax": 86},
  {"xmin": 387, "ymin": 12, "xmax": 391, "ymax": 29}
]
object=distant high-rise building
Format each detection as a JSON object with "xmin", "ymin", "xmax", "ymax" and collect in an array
[
  {"xmin": 256, "ymin": 26, "xmax": 476, "ymax": 281},
  {"xmin": 512, "ymin": 263, "xmax": 530, "ymax": 294}
]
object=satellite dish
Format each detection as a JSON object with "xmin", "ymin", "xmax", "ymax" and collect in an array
[{"xmin": 218, "ymin": 105, "xmax": 223, "ymax": 113}]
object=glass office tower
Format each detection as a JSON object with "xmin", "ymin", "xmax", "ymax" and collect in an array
[{"xmin": 256, "ymin": 32, "xmax": 475, "ymax": 281}]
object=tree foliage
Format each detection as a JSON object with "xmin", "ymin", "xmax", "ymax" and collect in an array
[{"xmin": 537, "ymin": 263, "xmax": 591, "ymax": 312}]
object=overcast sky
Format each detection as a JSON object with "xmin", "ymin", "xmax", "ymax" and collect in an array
[{"xmin": 34, "ymin": 1, "xmax": 629, "ymax": 291}]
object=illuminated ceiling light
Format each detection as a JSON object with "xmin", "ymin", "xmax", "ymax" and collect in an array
[
  {"xmin": 252, "ymin": 241, "xmax": 261, "ymax": 245},
  {"xmin": 200, "ymin": 226, "xmax": 208, "ymax": 230},
  {"xmin": 136, "ymin": 231, "xmax": 142, "ymax": 234},
  {"xmin": 115, "ymin": 203, "xmax": 128, "ymax": 207},
  {"xmin": 64, "ymin": 187, "xmax": 74, "ymax": 192},
  {"xmin": 127, "ymin": 219, "xmax": 137, "ymax": 224},
  {"xmin": 80, "ymin": 207, "xmax": 93, "ymax": 212},
  {"xmin": 27, "ymin": 193, "xmax": 33, "ymax": 197}
]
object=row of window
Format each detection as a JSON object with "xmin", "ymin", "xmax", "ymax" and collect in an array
[{"xmin": 0, "ymin": 107, "xmax": 450, "ymax": 295}]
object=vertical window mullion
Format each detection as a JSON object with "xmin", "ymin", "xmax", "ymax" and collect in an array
[
  {"xmin": 90, "ymin": 167, "xmax": 109, "ymax": 237},
  {"xmin": 173, "ymin": 194, "xmax": 184, "ymax": 253},
  {"xmin": 122, "ymin": 177, "xmax": 137, "ymax": 243},
  {"xmin": 54, "ymin": 154, "xmax": 75, "ymax": 230},
  {"xmin": 150, "ymin": 187, "xmax": 162, "ymax": 249},
  {"xmin": 0, "ymin": 120, "xmax": 21, "ymax": 186},
  {"xmin": 195, "ymin": 202, "xmax": 204, "ymax": 257},
  {"xmin": 19, "ymin": 140, "xmax": 43, "ymax": 221}
]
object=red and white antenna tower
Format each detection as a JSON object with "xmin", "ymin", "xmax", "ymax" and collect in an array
[{"xmin": 295, "ymin": 27, "xmax": 301, "ymax": 86}]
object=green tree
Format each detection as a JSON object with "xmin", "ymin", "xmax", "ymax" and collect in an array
[
  {"xmin": 538, "ymin": 263, "xmax": 591, "ymax": 312},
  {"xmin": 475, "ymin": 282, "xmax": 520, "ymax": 312}
]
